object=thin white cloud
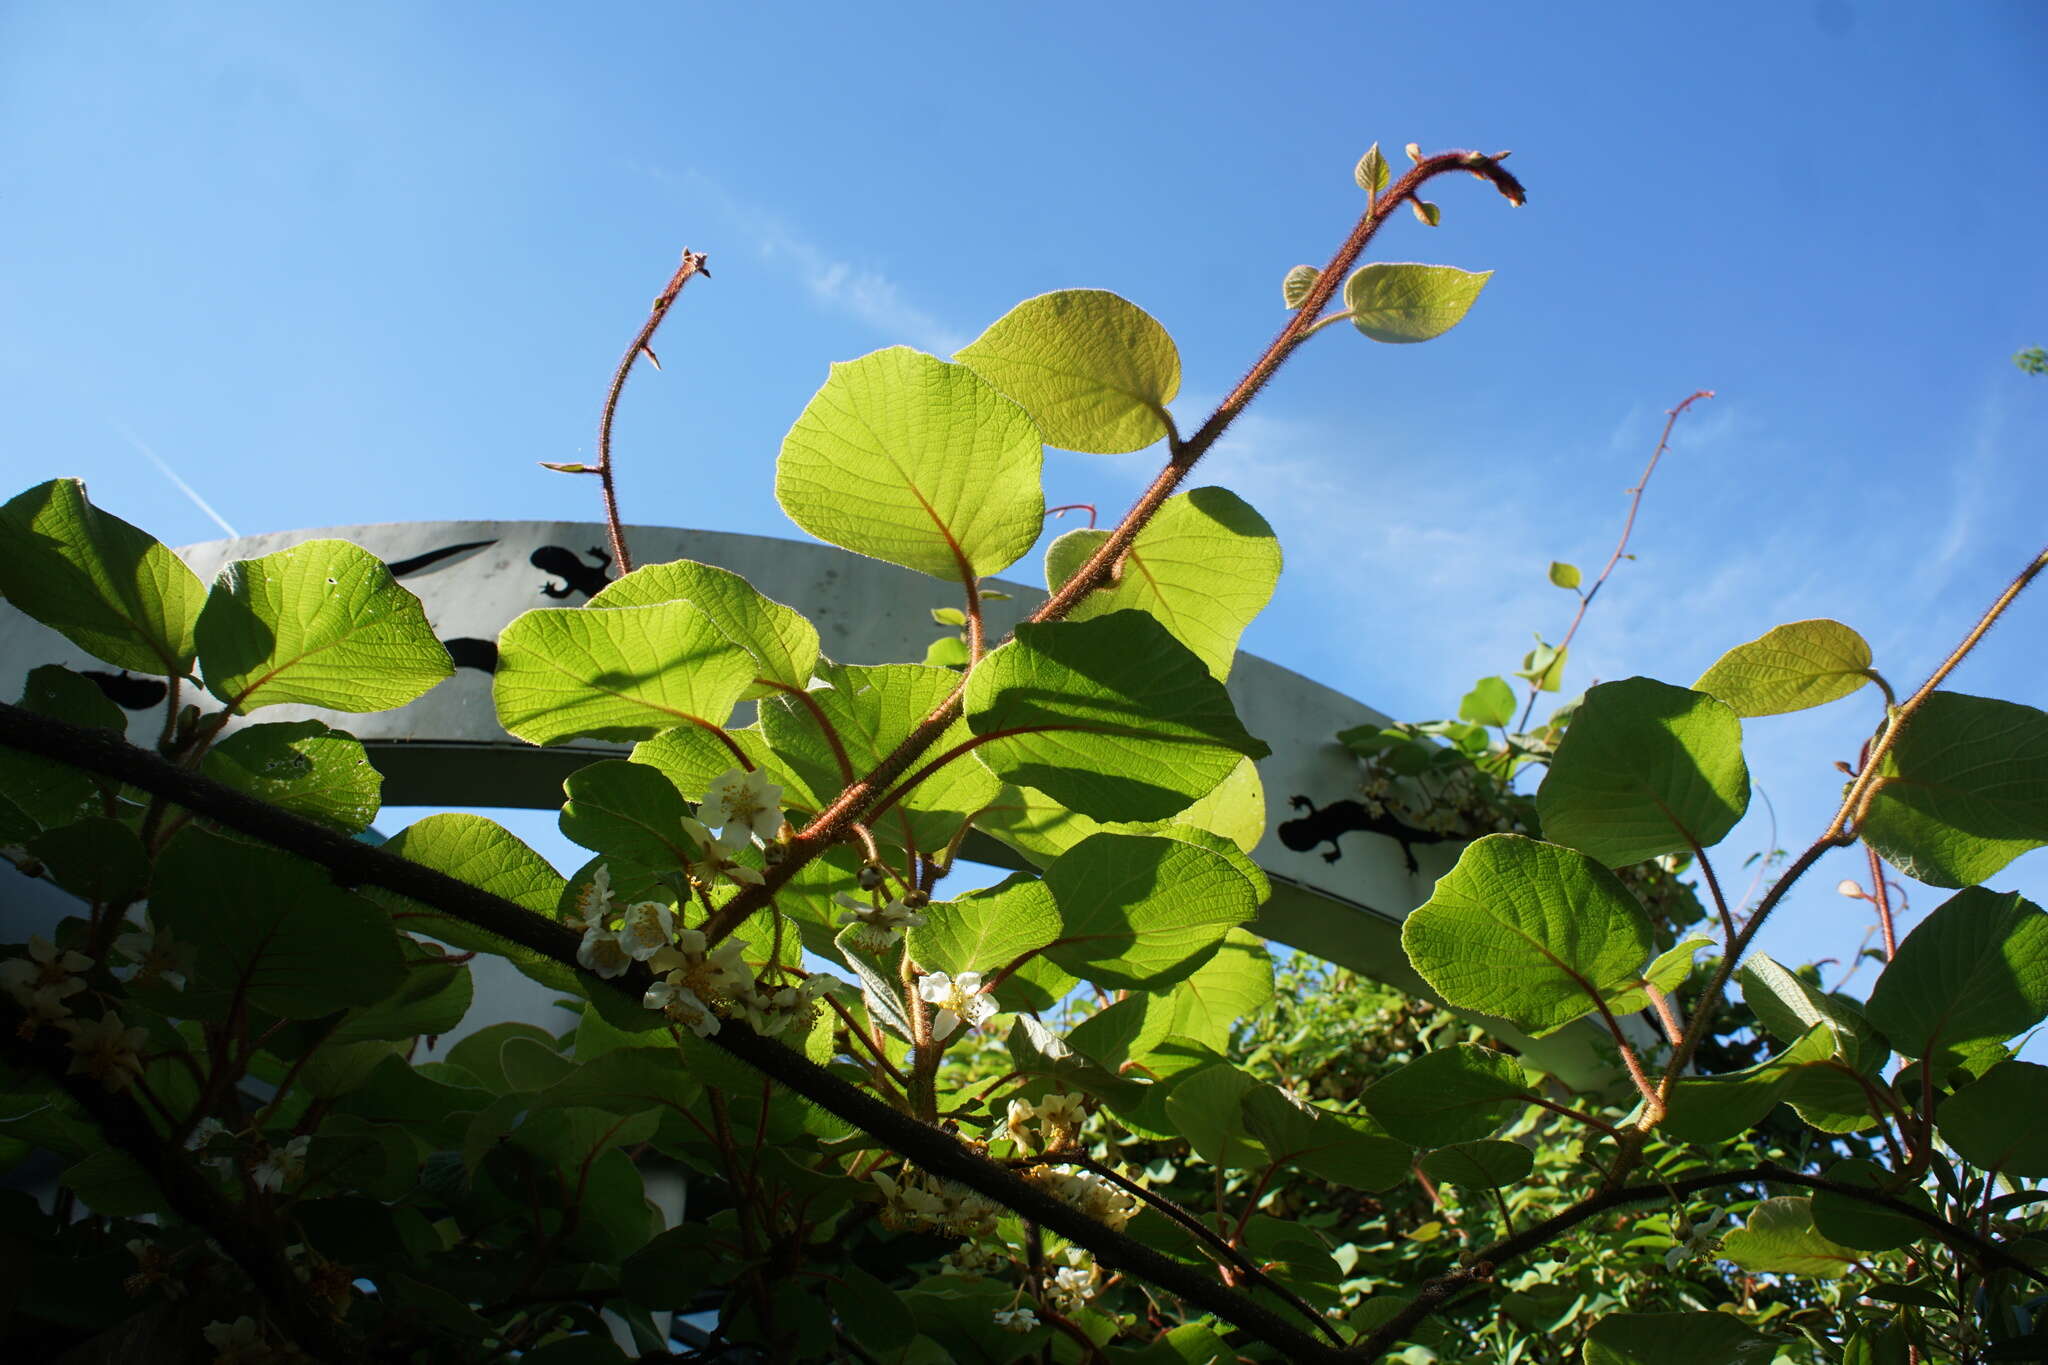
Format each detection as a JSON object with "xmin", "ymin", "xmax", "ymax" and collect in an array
[
  {"xmin": 650, "ymin": 166, "xmax": 967, "ymax": 355},
  {"xmin": 111, "ymin": 419, "xmax": 239, "ymax": 537}
]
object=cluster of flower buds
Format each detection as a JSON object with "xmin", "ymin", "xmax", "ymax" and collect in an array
[
  {"xmin": 1022, "ymin": 1165, "xmax": 1142, "ymax": 1230},
  {"xmin": 871, "ymin": 1167, "xmax": 1001, "ymax": 1237},
  {"xmin": 938, "ymin": 1240, "xmax": 1005, "ymax": 1279},
  {"xmin": 1, "ymin": 934, "xmax": 92, "ymax": 1038},
  {"xmin": 1002, "ymin": 1091, "xmax": 1086, "ymax": 1152}
]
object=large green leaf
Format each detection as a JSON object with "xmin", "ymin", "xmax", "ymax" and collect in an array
[
  {"xmin": 1164, "ymin": 1063, "xmax": 1267, "ymax": 1170},
  {"xmin": 1042, "ymin": 487, "xmax": 1279, "ymax": 680},
  {"xmin": 1863, "ymin": 887, "xmax": 2048, "ymax": 1062},
  {"xmin": 632, "ymin": 723, "xmax": 797, "ymax": 804},
  {"xmin": 1858, "ymin": 692, "xmax": 2048, "ymax": 887},
  {"xmin": 1660, "ymin": 1024, "xmax": 1834, "ymax": 1144},
  {"xmin": 1042, "ymin": 833, "xmax": 1258, "ymax": 990},
  {"xmin": 589, "ymin": 559, "xmax": 819, "ymax": 700},
  {"xmin": 1362, "ymin": 1044, "xmax": 1534, "ymax": 1147},
  {"xmin": 907, "ymin": 873, "xmax": 1060, "ymax": 987},
  {"xmin": 369, "ymin": 814, "xmax": 580, "ymax": 996},
  {"xmin": 761, "ymin": 664, "xmax": 997, "ymax": 848},
  {"xmin": 1241, "ymin": 1086, "xmax": 1409, "ymax": 1190},
  {"xmin": 964, "ymin": 612, "xmax": 1269, "ymax": 823},
  {"xmin": 558, "ymin": 759, "xmax": 700, "ymax": 872},
  {"xmin": 494, "ymin": 601, "xmax": 755, "ymax": 745},
  {"xmin": 1810, "ymin": 1158, "xmax": 1935, "ymax": 1251},
  {"xmin": 1536, "ymin": 677, "xmax": 1749, "ymax": 867},
  {"xmin": 1583, "ymin": 1313, "xmax": 1774, "ymax": 1365},
  {"xmin": 1738, "ymin": 954, "xmax": 1886, "ymax": 1073},
  {"xmin": 195, "ymin": 540, "xmax": 452, "ymax": 713},
  {"xmin": 1719, "ymin": 1197, "xmax": 1859, "ymax": 1277},
  {"xmin": 28, "ymin": 818, "xmax": 151, "ymax": 903},
  {"xmin": 1693, "ymin": 619, "xmax": 1874, "ymax": 717},
  {"xmin": 977, "ymin": 757, "xmax": 1266, "ymax": 866},
  {"xmin": 776, "ymin": 346, "xmax": 1044, "ymax": 581},
  {"xmin": 1937, "ymin": 1060, "xmax": 2048, "ymax": 1176},
  {"xmin": 203, "ymin": 720, "xmax": 382, "ymax": 835},
  {"xmin": 1402, "ymin": 834, "xmax": 1654, "ymax": 1035},
  {"xmin": 0, "ymin": 667, "xmax": 123, "ymax": 837},
  {"xmin": 1159, "ymin": 928, "xmax": 1273, "ymax": 1052},
  {"xmin": 1419, "ymin": 1140, "xmax": 1534, "ymax": 1190},
  {"xmin": 152, "ymin": 829, "xmax": 404, "ymax": 1019},
  {"xmin": 1342, "ymin": 263, "xmax": 1491, "ymax": 344},
  {"xmin": 0, "ymin": 478, "xmax": 204, "ymax": 675},
  {"xmin": 954, "ymin": 289, "xmax": 1180, "ymax": 454}
]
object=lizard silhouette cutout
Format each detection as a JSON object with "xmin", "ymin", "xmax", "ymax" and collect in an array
[
  {"xmin": 385, "ymin": 539, "xmax": 498, "ymax": 579},
  {"xmin": 1277, "ymin": 794, "xmax": 1454, "ymax": 876},
  {"xmin": 442, "ymin": 637, "xmax": 500, "ymax": 674},
  {"xmin": 79, "ymin": 670, "xmax": 170, "ymax": 711},
  {"xmin": 532, "ymin": 545, "xmax": 612, "ymax": 600}
]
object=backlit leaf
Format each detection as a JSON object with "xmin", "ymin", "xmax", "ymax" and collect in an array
[
  {"xmin": 1282, "ymin": 264, "xmax": 1321, "ymax": 310},
  {"xmin": 955, "ymin": 289, "xmax": 1179, "ymax": 454},
  {"xmin": 1937, "ymin": 1060, "xmax": 2048, "ymax": 1176},
  {"xmin": 203, "ymin": 720, "xmax": 382, "ymax": 835},
  {"xmin": 1859, "ymin": 692, "xmax": 2048, "ymax": 887},
  {"xmin": 589, "ymin": 558, "xmax": 819, "ymax": 699},
  {"xmin": 1343, "ymin": 263, "xmax": 1490, "ymax": 344},
  {"xmin": 494, "ymin": 600, "xmax": 755, "ymax": 745},
  {"xmin": 1403, "ymin": 834, "xmax": 1654, "ymax": 1035},
  {"xmin": 1459, "ymin": 676, "xmax": 1516, "ymax": 728},
  {"xmin": 197, "ymin": 540, "xmax": 452, "ymax": 713},
  {"xmin": 1362, "ymin": 1044, "xmax": 1534, "ymax": 1147},
  {"xmin": 1536, "ymin": 677, "xmax": 1749, "ymax": 868},
  {"xmin": 1693, "ymin": 619, "xmax": 1873, "ymax": 717},
  {"xmin": 1043, "ymin": 833, "xmax": 1259, "ymax": 990},
  {"xmin": 1863, "ymin": 887, "xmax": 2048, "ymax": 1062},
  {"xmin": 1720, "ymin": 1197, "xmax": 1859, "ymax": 1277}
]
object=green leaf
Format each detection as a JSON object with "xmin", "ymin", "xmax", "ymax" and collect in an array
[
  {"xmin": 776, "ymin": 346, "xmax": 1044, "ymax": 579},
  {"xmin": 1362, "ymin": 1044, "xmax": 1534, "ymax": 1147},
  {"xmin": 631, "ymin": 723, "xmax": 790, "ymax": 804},
  {"xmin": 964, "ymin": 613, "xmax": 1270, "ymax": 823},
  {"xmin": 1864, "ymin": 887, "xmax": 2048, "ymax": 1062},
  {"xmin": 1419, "ymin": 1139, "xmax": 1534, "ymax": 1189},
  {"xmin": 1738, "ymin": 953, "xmax": 1886, "ymax": 1072},
  {"xmin": 1536, "ymin": 677, "xmax": 1750, "ymax": 867},
  {"xmin": 908, "ymin": 873, "xmax": 1059, "ymax": 991},
  {"xmin": 1603, "ymin": 935, "xmax": 1711, "ymax": 1015},
  {"xmin": 1519, "ymin": 640, "xmax": 1568, "ymax": 692},
  {"xmin": 195, "ymin": 539, "xmax": 451, "ymax": 713},
  {"xmin": 1241, "ymin": 1087, "xmax": 1409, "ymax": 1190},
  {"xmin": 1693, "ymin": 619, "xmax": 1874, "ymax": 717},
  {"xmin": 1042, "ymin": 487, "xmax": 1280, "ymax": 680},
  {"xmin": 1159, "ymin": 927, "xmax": 1272, "ymax": 1052},
  {"xmin": 1582, "ymin": 1312, "xmax": 1774, "ymax": 1365},
  {"xmin": 1042, "ymin": 833, "xmax": 1259, "ymax": 990},
  {"xmin": 0, "ymin": 478, "xmax": 203, "ymax": 675},
  {"xmin": 1661, "ymin": 1024, "xmax": 1834, "ymax": 1144},
  {"xmin": 60, "ymin": 1149, "xmax": 164, "ymax": 1217},
  {"xmin": 929, "ymin": 606, "xmax": 966, "ymax": 626},
  {"xmin": 203, "ymin": 720, "xmax": 382, "ymax": 835},
  {"xmin": 1937, "ymin": 1060, "xmax": 2048, "ymax": 1176},
  {"xmin": 1811, "ymin": 1158, "xmax": 1934, "ymax": 1251},
  {"xmin": 1410, "ymin": 199, "xmax": 1442, "ymax": 227},
  {"xmin": 1354, "ymin": 143, "xmax": 1390, "ymax": 196},
  {"xmin": 369, "ymin": 814, "xmax": 581, "ymax": 996},
  {"xmin": 762, "ymin": 664, "xmax": 998, "ymax": 848},
  {"xmin": 1719, "ymin": 1196, "xmax": 1859, "ymax": 1277},
  {"xmin": 1165, "ymin": 1063, "xmax": 1267, "ymax": 1170},
  {"xmin": 1282, "ymin": 265, "xmax": 1321, "ymax": 310},
  {"xmin": 559, "ymin": 760, "xmax": 700, "ymax": 872},
  {"xmin": 1459, "ymin": 676, "xmax": 1516, "ymax": 728},
  {"xmin": 1859, "ymin": 692, "xmax": 2048, "ymax": 887},
  {"xmin": 954, "ymin": 289, "xmax": 1179, "ymax": 454},
  {"xmin": 494, "ymin": 600, "xmax": 756, "ymax": 745},
  {"xmin": 330, "ymin": 938, "xmax": 474, "ymax": 1045},
  {"xmin": 1402, "ymin": 834, "xmax": 1654, "ymax": 1035},
  {"xmin": 26, "ymin": 818, "xmax": 151, "ymax": 903},
  {"xmin": 588, "ymin": 558, "xmax": 820, "ymax": 700},
  {"xmin": 978, "ymin": 757, "xmax": 1265, "ymax": 867},
  {"xmin": 1342, "ymin": 263, "xmax": 1490, "ymax": 344},
  {"xmin": 922, "ymin": 635, "xmax": 969, "ymax": 668},
  {"xmin": 1547, "ymin": 561, "xmax": 1581, "ymax": 590},
  {"xmin": 152, "ymin": 829, "xmax": 405, "ymax": 1019}
]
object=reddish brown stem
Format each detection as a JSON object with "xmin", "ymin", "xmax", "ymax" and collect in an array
[
  {"xmin": 593, "ymin": 249, "xmax": 711, "ymax": 574},
  {"xmin": 1866, "ymin": 843, "xmax": 1898, "ymax": 961}
]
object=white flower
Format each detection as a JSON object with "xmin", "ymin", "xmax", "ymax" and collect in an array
[
  {"xmin": 917, "ymin": 971, "xmax": 996, "ymax": 1042},
  {"xmin": 873, "ymin": 1170, "xmax": 946, "ymax": 1228},
  {"xmin": 113, "ymin": 925, "xmax": 194, "ymax": 991},
  {"xmin": 251, "ymin": 1136, "xmax": 310, "ymax": 1193},
  {"xmin": 680, "ymin": 817, "xmax": 766, "ymax": 887},
  {"xmin": 703, "ymin": 768, "xmax": 785, "ymax": 845},
  {"xmin": 1665, "ymin": 1206, "xmax": 1730, "ymax": 1270},
  {"xmin": 616, "ymin": 900, "xmax": 676, "ymax": 960},
  {"xmin": 833, "ymin": 892, "xmax": 925, "ymax": 950},
  {"xmin": 1050, "ymin": 1263, "xmax": 1094, "ymax": 1311},
  {"xmin": 1002, "ymin": 1097, "xmax": 1037, "ymax": 1143},
  {"xmin": 577, "ymin": 927, "xmax": 633, "ymax": 979},
  {"xmin": 60, "ymin": 1011, "xmax": 148, "ymax": 1091},
  {"xmin": 1, "ymin": 935, "xmax": 92, "ymax": 1011},
  {"xmin": 644, "ymin": 981, "xmax": 720, "ymax": 1036},
  {"xmin": 993, "ymin": 1307, "xmax": 1038, "ymax": 1333},
  {"xmin": 1036, "ymin": 1091, "xmax": 1086, "ymax": 1143},
  {"xmin": 573, "ymin": 864, "xmax": 617, "ymax": 928}
]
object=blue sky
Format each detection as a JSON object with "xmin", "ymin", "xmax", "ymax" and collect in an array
[{"xmin": 3, "ymin": 2, "xmax": 2044, "ymax": 995}]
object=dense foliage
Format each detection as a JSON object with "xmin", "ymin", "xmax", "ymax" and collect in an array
[{"xmin": 1, "ymin": 145, "xmax": 2044, "ymax": 1364}]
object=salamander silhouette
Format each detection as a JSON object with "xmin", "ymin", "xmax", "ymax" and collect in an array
[
  {"xmin": 1277, "ymin": 794, "xmax": 1454, "ymax": 876},
  {"xmin": 532, "ymin": 545, "xmax": 613, "ymax": 600},
  {"xmin": 79, "ymin": 670, "xmax": 170, "ymax": 711}
]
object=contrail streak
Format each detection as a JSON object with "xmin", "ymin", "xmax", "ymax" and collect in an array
[{"xmin": 110, "ymin": 420, "xmax": 239, "ymax": 537}]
